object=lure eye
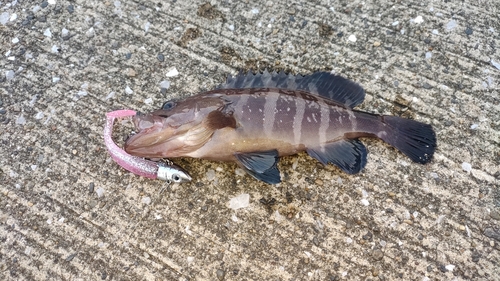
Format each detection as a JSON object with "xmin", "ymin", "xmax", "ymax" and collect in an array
[
  {"xmin": 162, "ymin": 100, "xmax": 176, "ymax": 110},
  {"xmin": 172, "ymin": 173, "xmax": 181, "ymax": 182}
]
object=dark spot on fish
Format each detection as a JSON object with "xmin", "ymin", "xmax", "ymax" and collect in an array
[{"xmin": 206, "ymin": 110, "xmax": 236, "ymax": 130}]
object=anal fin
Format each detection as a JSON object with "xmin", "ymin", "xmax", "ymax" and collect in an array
[
  {"xmin": 307, "ymin": 139, "xmax": 367, "ymax": 174},
  {"xmin": 234, "ymin": 150, "xmax": 281, "ymax": 184}
]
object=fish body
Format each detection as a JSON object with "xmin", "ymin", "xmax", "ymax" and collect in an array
[{"xmin": 125, "ymin": 71, "xmax": 436, "ymax": 184}]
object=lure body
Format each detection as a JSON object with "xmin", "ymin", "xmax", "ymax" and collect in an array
[{"xmin": 125, "ymin": 71, "xmax": 436, "ymax": 184}]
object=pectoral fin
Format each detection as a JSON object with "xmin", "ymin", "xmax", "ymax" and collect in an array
[
  {"xmin": 307, "ymin": 139, "xmax": 367, "ymax": 174},
  {"xmin": 234, "ymin": 150, "xmax": 281, "ymax": 184}
]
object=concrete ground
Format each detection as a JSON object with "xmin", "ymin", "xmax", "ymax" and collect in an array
[{"xmin": 1, "ymin": 0, "xmax": 499, "ymax": 280}]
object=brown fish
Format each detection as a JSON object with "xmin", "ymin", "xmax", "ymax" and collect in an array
[{"xmin": 125, "ymin": 71, "xmax": 436, "ymax": 184}]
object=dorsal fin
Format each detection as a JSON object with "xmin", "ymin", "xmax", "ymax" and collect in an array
[{"xmin": 217, "ymin": 70, "xmax": 365, "ymax": 108}]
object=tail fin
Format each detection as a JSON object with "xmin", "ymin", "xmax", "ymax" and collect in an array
[{"xmin": 380, "ymin": 116, "xmax": 436, "ymax": 164}]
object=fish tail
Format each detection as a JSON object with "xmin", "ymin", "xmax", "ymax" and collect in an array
[{"xmin": 380, "ymin": 116, "xmax": 436, "ymax": 164}]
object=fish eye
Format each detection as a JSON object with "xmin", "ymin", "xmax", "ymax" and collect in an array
[{"xmin": 162, "ymin": 100, "xmax": 176, "ymax": 110}]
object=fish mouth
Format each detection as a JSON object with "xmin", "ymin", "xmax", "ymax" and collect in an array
[{"xmin": 124, "ymin": 113, "xmax": 175, "ymax": 158}]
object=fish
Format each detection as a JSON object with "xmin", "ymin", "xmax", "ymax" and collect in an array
[{"xmin": 124, "ymin": 71, "xmax": 436, "ymax": 184}]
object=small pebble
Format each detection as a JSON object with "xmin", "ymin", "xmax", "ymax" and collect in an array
[
  {"xmin": 165, "ymin": 67, "xmax": 179, "ymax": 77},
  {"xmin": 492, "ymin": 59, "xmax": 500, "ymax": 70},
  {"xmin": 16, "ymin": 115, "xmax": 26, "ymax": 125},
  {"xmin": 373, "ymin": 41, "xmax": 381, "ymax": 47},
  {"xmin": 446, "ymin": 20, "xmax": 457, "ymax": 30},
  {"xmin": 159, "ymin": 80, "xmax": 170, "ymax": 89},
  {"xmin": 89, "ymin": 182, "xmax": 95, "ymax": 193},
  {"xmin": 142, "ymin": 197, "xmax": 151, "ymax": 204},
  {"xmin": 127, "ymin": 68, "xmax": 136, "ymax": 77},
  {"xmin": 96, "ymin": 188, "xmax": 105, "ymax": 197},
  {"xmin": 360, "ymin": 199, "xmax": 369, "ymax": 206},
  {"xmin": 216, "ymin": 269, "xmax": 225, "ymax": 280},
  {"xmin": 414, "ymin": 15, "xmax": 424, "ymax": 24},
  {"xmin": 471, "ymin": 251, "xmax": 481, "ymax": 262},
  {"xmin": 490, "ymin": 210, "xmax": 500, "ymax": 220},
  {"xmin": 483, "ymin": 227, "xmax": 500, "ymax": 241},
  {"xmin": 372, "ymin": 249, "xmax": 384, "ymax": 261},
  {"xmin": 404, "ymin": 220, "xmax": 413, "ymax": 225},
  {"xmin": 44, "ymin": 28, "xmax": 52, "ymax": 37},
  {"xmin": 65, "ymin": 253, "xmax": 77, "ymax": 262},
  {"xmin": 235, "ymin": 168, "xmax": 246, "ymax": 177},
  {"xmin": 157, "ymin": 53, "xmax": 165, "ymax": 62},
  {"xmin": 206, "ymin": 169, "xmax": 216, "ymax": 181},
  {"xmin": 228, "ymin": 194, "xmax": 250, "ymax": 210},
  {"xmin": 125, "ymin": 86, "xmax": 133, "ymax": 95},
  {"xmin": 462, "ymin": 162, "xmax": 472, "ymax": 173},
  {"xmin": 67, "ymin": 5, "xmax": 75, "ymax": 14},
  {"xmin": 465, "ymin": 27, "xmax": 473, "ymax": 35},
  {"xmin": 0, "ymin": 12, "xmax": 9, "ymax": 25},
  {"xmin": 6, "ymin": 70, "xmax": 15, "ymax": 81},
  {"xmin": 105, "ymin": 92, "xmax": 115, "ymax": 100}
]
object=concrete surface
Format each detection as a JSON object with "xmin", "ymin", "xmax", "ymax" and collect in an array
[{"xmin": 1, "ymin": 0, "xmax": 499, "ymax": 280}]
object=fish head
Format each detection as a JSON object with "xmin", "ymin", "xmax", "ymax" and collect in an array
[{"xmin": 124, "ymin": 95, "xmax": 226, "ymax": 158}]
